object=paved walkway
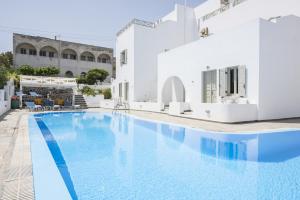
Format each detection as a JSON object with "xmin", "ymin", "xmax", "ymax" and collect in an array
[
  {"xmin": 0, "ymin": 110, "xmax": 33, "ymax": 200},
  {"xmin": 90, "ymin": 108, "xmax": 300, "ymax": 133}
]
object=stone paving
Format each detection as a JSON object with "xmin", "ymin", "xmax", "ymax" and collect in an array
[
  {"xmin": 90, "ymin": 108, "xmax": 300, "ymax": 133},
  {"xmin": 0, "ymin": 108, "xmax": 300, "ymax": 200},
  {"xmin": 0, "ymin": 110, "xmax": 33, "ymax": 200}
]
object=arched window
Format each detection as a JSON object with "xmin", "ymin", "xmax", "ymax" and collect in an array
[
  {"xmin": 80, "ymin": 51, "xmax": 95, "ymax": 62},
  {"xmin": 62, "ymin": 49, "xmax": 77, "ymax": 60},
  {"xmin": 16, "ymin": 43, "xmax": 37, "ymax": 55},
  {"xmin": 39, "ymin": 46, "xmax": 58, "ymax": 58},
  {"xmin": 80, "ymin": 72, "xmax": 87, "ymax": 77},
  {"xmin": 65, "ymin": 71, "xmax": 74, "ymax": 78},
  {"xmin": 97, "ymin": 54, "xmax": 111, "ymax": 63}
]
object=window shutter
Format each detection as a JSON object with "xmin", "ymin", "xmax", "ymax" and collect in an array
[
  {"xmin": 238, "ymin": 65, "xmax": 246, "ymax": 97},
  {"xmin": 219, "ymin": 68, "xmax": 227, "ymax": 97}
]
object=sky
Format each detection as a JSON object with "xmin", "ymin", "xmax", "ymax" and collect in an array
[{"xmin": 0, "ymin": 0, "xmax": 205, "ymax": 53}]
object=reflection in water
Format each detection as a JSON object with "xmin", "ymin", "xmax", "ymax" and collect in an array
[{"xmin": 32, "ymin": 112, "xmax": 300, "ymax": 199}]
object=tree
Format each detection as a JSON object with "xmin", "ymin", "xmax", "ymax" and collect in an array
[
  {"xmin": 0, "ymin": 51, "xmax": 13, "ymax": 68},
  {"xmin": 86, "ymin": 69, "xmax": 109, "ymax": 85},
  {"xmin": 0, "ymin": 66, "xmax": 8, "ymax": 89},
  {"xmin": 35, "ymin": 66, "xmax": 60, "ymax": 76},
  {"xmin": 17, "ymin": 65, "xmax": 35, "ymax": 75}
]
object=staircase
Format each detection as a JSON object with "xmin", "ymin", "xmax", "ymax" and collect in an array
[{"xmin": 74, "ymin": 95, "xmax": 87, "ymax": 109}]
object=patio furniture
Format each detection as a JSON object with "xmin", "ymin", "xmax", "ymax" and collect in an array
[
  {"xmin": 29, "ymin": 92, "xmax": 42, "ymax": 97},
  {"xmin": 62, "ymin": 101, "xmax": 73, "ymax": 110},
  {"xmin": 25, "ymin": 101, "xmax": 43, "ymax": 112},
  {"xmin": 74, "ymin": 105, "xmax": 81, "ymax": 109},
  {"xmin": 16, "ymin": 91, "xmax": 26, "ymax": 97},
  {"xmin": 43, "ymin": 99, "xmax": 54, "ymax": 110}
]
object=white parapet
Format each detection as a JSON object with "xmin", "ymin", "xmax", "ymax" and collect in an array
[{"xmin": 20, "ymin": 75, "xmax": 77, "ymax": 88}]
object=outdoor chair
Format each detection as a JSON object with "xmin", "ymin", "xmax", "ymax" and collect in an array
[
  {"xmin": 16, "ymin": 91, "xmax": 26, "ymax": 97},
  {"xmin": 43, "ymin": 99, "xmax": 54, "ymax": 110},
  {"xmin": 25, "ymin": 102, "xmax": 43, "ymax": 112},
  {"xmin": 29, "ymin": 92, "xmax": 42, "ymax": 97},
  {"xmin": 62, "ymin": 101, "xmax": 73, "ymax": 110}
]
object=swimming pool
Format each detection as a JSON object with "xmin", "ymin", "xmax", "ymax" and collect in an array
[{"xmin": 29, "ymin": 112, "xmax": 300, "ymax": 199}]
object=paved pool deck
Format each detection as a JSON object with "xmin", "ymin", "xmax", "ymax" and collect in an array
[
  {"xmin": 1, "ymin": 108, "xmax": 300, "ymax": 199},
  {"xmin": 90, "ymin": 108, "xmax": 300, "ymax": 133}
]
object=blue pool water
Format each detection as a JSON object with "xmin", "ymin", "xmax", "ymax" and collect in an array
[{"xmin": 29, "ymin": 112, "xmax": 300, "ymax": 199}]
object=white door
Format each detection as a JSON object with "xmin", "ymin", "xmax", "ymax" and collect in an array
[{"xmin": 203, "ymin": 70, "xmax": 217, "ymax": 103}]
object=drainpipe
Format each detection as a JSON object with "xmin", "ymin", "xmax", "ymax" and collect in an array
[
  {"xmin": 55, "ymin": 35, "xmax": 61, "ymax": 74},
  {"xmin": 184, "ymin": 0, "xmax": 187, "ymax": 44}
]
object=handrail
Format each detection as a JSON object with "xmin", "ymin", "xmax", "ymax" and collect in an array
[
  {"xmin": 202, "ymin": 0, "xmax": 247, "ymax": 22},
  {"xmin": 117, "ymin": 18, "xmax": 156, "ymax": 37}
]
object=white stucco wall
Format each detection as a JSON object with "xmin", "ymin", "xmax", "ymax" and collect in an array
[
  {"xmin": 114, "ymin": 4, "xmax": 199, "ymax": 103},
  {"xmin": 157, "ymin": 19, "xmax": 260, "ymax": 121},
  {"xmin": 198, "ymin": 0, "xmax": 300, "ymax": 36},
  {"xmin": 258, "ymin": 15, "xmax": 300, "ymax": 120},
  {"xmin": 0, "ymin": 81, "xmax": 15, "ymax": 116}
]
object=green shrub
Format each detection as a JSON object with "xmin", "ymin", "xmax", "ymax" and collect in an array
[
  {"xmin": 97, "ymin": 89, "xmax": 103, "ymax": 94},
  {"xmin": 76, "ymin": 77, "xmax": 87, "ymax": 84},
  {"xmin": 81, "ymin": 86, "xmax": 96, "ymax": 96},
  {"xmin": 18, "ymin": 65, "xmax": 60, "ymax": 76},
  {"xmin": 0, "ymin": 66, "xmax": 8, "ymax": 89},
  {"xmin": 103, "ymin": 88, "xmax": 112, "ymax": 99},
  {"xmin": 86, "ymin": 69, "xmax": 109, "ymax": 85},
  {"xmin": 18, "ymin": 65, "xmax": 35, "ymax": 75},
  {"xmin": 35, "ymin": 66, "xmax": 60, "ymax": 76}
]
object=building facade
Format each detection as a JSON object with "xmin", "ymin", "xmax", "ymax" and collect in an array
[
  {"xmin": 113, "ymin": 0, "xmax": 300, "ymax": 122},
  {"xmin": 13, "ymin": 33, "xmax": 113, "ymax": 82}
]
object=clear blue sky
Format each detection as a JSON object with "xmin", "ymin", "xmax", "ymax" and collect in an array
[{"xmin": 0, "ymin": 0, "xmax": 205, "ymax": 53}]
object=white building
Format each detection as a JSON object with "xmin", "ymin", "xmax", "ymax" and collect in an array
[
  {"xmin": 13, "ymin": 33, "xmax": 113, "ymax": 82},
  {"xmin": 113, "ymin": 0, "xmax": 300, "ymax": 123}
]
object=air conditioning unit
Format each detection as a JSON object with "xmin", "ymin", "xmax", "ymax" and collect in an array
[{"xmin": 200, "ymin": 27, "xmax": 209, "ymax": 37}]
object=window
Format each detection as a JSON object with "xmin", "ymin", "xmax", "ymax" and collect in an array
[
  {"xmin": 87, "ymin": 56, "xmax": 94, "ymax": 62},
  {"xmin": 29, "ymin": 49, "xmax": 36, "ymax": 55},
  {"xmin": 219, "ymin": 66, "xmax": 246, "ymax": 97},
  {"xmin": 49, "ymin": 52, "xmax": 55, "ymax": 58},
  {"xmin": 102, "ymin": 58, "xmax": 107, "ymax": 63},
  {"xmin": 120, "ymin": 50, "xmax": 127, "ymax": 65},
  {"xmin": 40, "ymin": 50, "xmax": 46, "ymax": 57},
  {"xmin": 81, "ymin": 56, "xmax": 86, "ymax": 61},
  {"xmin": 20, "ymin": 48, "xmax": 27, "ymax": 54},
  {"xmin": 62, "ymin": 53, "xmax": 68, "ymax": 59},
  {"xmin": 70, "ymin": 54, "xmax": 76, "ymax": 60}
]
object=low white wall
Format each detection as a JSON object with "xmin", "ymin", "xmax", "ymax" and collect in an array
[
  {"xmin": 131, "ymin": 102, "xmax": 164, "ymax": 112},
  {"xmin": 84, "ymin": 95, "xmax": 104, "ymax": 108},
  {"xmin": 100, "ymin": 100, "xmax": 115, "ymax": 109},
  {"xmin": 192, "ymin": 103, "xmax": 258, "ymax": 123},
  {"xmin": 0, "ymin": 80, "xmax": 15, "ymax": 116}
]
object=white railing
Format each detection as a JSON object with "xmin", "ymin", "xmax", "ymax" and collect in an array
[
  {"xmin": 20, "ymin": 75, "xmax": 77, "ymax": 88},
  {"xmin": 202, "ymin": 0, "xmax": 247, "ymax": 21},
  {"xmin": 117, "ymin": 19, "xmax": 156, "ymax": 36}
]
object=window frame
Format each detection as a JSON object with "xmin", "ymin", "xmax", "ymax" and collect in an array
[{"xmin": 20, "ymin": 48, "xmax": 27, "ymax": 54}]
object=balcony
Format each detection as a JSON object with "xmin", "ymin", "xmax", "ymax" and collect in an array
[
  {"xmin": 117, "ymin": 19, "xmax": 156, "ymax": 36},
  {"xmin": 202, "ymin": 0, "xmax": 248, "ymax": 22}
]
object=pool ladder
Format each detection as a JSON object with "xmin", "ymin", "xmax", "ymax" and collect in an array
[{"xmin": 112, "ymin": 99, "xmax": 130, "ymax": 113}]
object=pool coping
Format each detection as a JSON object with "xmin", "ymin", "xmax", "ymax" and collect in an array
[{"xmin": 28, "ymin": 114, "xmax": 72, "ymax": 200}]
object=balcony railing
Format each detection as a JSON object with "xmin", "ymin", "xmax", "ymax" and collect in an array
[
  {"xmin": 202, "ymin": 0, "xmax": 248, "ymax": 22},
  {"xmin": 20, "ymin": 75, "xmax": 77, "ymax": 88},
  {"xmin": 117, "ymin": 19, "xmax": 156, "ymax": 36}
]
